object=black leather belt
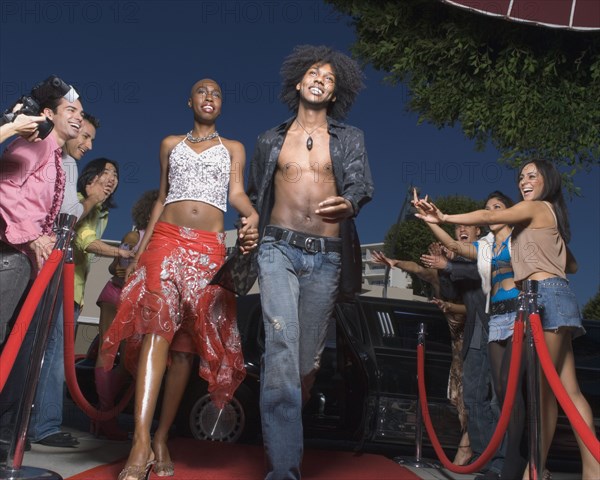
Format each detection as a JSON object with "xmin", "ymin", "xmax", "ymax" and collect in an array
[
  {"xmin": 490, "ymin": 297, "xmax": 519, "ymax": 315},
  {"xmin": 264, "ymin": 225, "xmax": 342, "ymax": 254}
]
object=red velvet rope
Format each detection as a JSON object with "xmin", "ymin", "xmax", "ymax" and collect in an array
[
  {"xmin": 62, "ymin": 262, "xmax": 134, "ymax": 421},
  {"xmin": 417, "ymin": 314, "xmax": 524, "ymax": 473},
  {"xmin": 0, "ymin": 250, "xmax": 63, "ymax": 392},
  {"xmin": 529, "ymin": 312, "xmax": 600, "ymax": 462}
]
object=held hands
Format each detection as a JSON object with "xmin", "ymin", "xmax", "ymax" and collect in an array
[
  {"xmin": 315, "ymin": 196, "xmax": 354, "ymax": 223},
  {"xmin": 237, "ymin": 212, "xmax": 259, "ymax": 255},
  {"xmin": 412, "ymin": 188, "xmax": 446, "ymax": 224},
  {"xmin": 28, "ymin": 234, "xmax": 57, "ymax": 271}
]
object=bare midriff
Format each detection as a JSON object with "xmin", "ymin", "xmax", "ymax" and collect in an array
[
  {"xmin": 270, "ymin": 135, "xmax": 340, "ymax": 238},
  {"xmin": 161, "ymin": 200, "xmax": 224, "ymax": 232}
]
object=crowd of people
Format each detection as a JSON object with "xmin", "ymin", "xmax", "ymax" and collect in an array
[{"xmin": 0, "ymin": 45, "xmax": 597, "ymax": 480}]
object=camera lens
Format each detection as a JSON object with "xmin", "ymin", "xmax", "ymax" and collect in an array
[{"xmin": 37, "ymin": 119, "xmax": 54, "ymax": 140}]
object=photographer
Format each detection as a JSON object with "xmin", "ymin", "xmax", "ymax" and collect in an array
[
  {"xmin": 0, "ymin": 76, "xmax": 84, "ymax": 458},
  {"xmin": 27, "ymin": 112, "xmax": 106, "ymax": 448},
  {"xmin": 0, "ymin": 76, "xmax": 68, "ymax": 145}
]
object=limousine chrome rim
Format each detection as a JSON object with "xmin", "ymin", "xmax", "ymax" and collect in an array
[{"xmin": 189, "ymin": 393, "xmax": 245, "ymax": 442}]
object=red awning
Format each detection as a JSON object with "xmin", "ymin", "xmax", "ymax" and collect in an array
[{"xmin": 440, "ymin": 0, "xmax": 600, "ymax": 31}]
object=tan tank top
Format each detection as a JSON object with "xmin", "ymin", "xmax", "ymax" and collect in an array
[{"xmin": 511, "ymin": 201, "xmax": 566, "ymax": 284}]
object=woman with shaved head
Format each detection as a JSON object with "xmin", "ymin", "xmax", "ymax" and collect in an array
[{"xmin": 102, "ymin": 78, "xmax": 258, "ymax": 479}]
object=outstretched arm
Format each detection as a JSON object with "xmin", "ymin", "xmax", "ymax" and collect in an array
[
  {"xmin": 423, "ymin": 221, "xmax": 476, "ymax": 260},
  {"xmin": 371, "ymin": 251, "xmax": 440, "ymax": 296},
  {"xmin": 412, "ymin": 187, "xmax": 539, "ymax": 228}
]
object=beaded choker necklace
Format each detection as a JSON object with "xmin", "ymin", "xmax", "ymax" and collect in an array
[{"xmin": 186, "ymin": 131, "xmax": 219, "ymax": 143}]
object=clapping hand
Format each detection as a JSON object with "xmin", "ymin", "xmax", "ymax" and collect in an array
[
  {"xmin": 85, "ymin": 176, "xmax": 110, "ymax": 205},
  {"xmin": 420, "ymin": 242, "xmax": 447, "ymax": 270}
]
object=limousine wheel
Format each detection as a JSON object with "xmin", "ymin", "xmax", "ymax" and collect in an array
[{"xmin": 179, "ymin": 382, "xmax": 259, "ymax": 442}]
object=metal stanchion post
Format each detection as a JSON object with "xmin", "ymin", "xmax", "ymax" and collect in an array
[
  {"xmin": 522, "ymin": 280, "xmax": 542, "ymax": 480},
  {"xmin": 395, "ymin": 322, "xmax": 440, "ymax": 469},
  {"xmin": 0, "ymin": 214, "xmax": 76, "ymax": 480}
]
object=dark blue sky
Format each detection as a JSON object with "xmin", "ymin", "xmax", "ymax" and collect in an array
[{"xmin": 1, "ymin": 1, "xmax": 598, "ymax": 308}]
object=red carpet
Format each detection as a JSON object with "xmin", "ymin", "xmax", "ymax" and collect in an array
[{"xmin": 66, "ymin": 438, "xmax": 421, "ymax": 479}]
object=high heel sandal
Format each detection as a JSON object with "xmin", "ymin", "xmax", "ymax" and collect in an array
[
  {"xmin": 153, "ymin": 460, "xmax": 175, "ymax": 477},
  {"xmin": 117, "ymin": 459, "xmax": 155, "ymax": 480},
  {"xmin": 151, "ymin": 440, "xmax": 174, "ymax": 477}
]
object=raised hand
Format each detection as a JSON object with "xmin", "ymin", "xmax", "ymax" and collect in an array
[
  {"xmin": 420, "ymin": 250, "xmax": 447, "ymax": 270},
  {"xmin": 85, "ymin": 176, "xmax": 109, "ymax": 205},
  {"xmin": 428, "ymin": 242, "xmax": 443, "ymax": 257},
  {"xmin": 371, "ymin": 250, "xmax": 396, "ymax": 269},
  {"xmin": 412, "ymin": 188, "xmax": 445, "ymax": 224}
]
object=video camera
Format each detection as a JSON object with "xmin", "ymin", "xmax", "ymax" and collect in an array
[{"xmin": 0, "ymin": 75, "xmax": 72, "ymax": 140}]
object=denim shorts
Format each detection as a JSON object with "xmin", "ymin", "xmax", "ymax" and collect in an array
[
  {"xmin": 488, "ymin": 310, "xmax": 518, "ymax": 342},
  {"xmin": 534, "ymin": 278, "xmax": 585, "ymax": 339}
]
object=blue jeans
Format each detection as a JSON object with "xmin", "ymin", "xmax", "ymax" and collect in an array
[
  {"xmin": 0, "ymin": 250, "xmax": 32, "ymax": 447},
  {"xmin": 28, "ymin": 293, "xmax": 79, "ymax": 442},
  {"xmin": 462, "ymin": 317, "xmax": 504, "ymax": 473},
  {"xmin": 0, "ymin": 246, "xmax": 31, "ymax": 345},
  {"xmin": 257, "ymin": 235, "xmax": 341, "ymax": 480}
]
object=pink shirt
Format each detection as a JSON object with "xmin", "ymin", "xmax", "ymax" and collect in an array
[{"xmin": 0, "ymin": 135, "xmax": 64, "ymax": 250}]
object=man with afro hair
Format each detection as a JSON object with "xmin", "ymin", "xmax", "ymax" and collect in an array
[{"xmin": 248, "ymin": 45, "xmax": 374, "ymax": 480}]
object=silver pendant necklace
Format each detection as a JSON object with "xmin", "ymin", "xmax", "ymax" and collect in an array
[
  {"xmin": 186, "ymin": 130, "xmax": 219, "ymax": 143},
  {"xmin": 295, "ymin": 119, "xmax": 326, "ymax": 151}
]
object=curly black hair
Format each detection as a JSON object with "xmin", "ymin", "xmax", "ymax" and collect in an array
[
  {"xmin": 131, "ymin": 189, "xmax": 159, "ymax": 230},
  {"xmin": 279, "ymin": 45, "xmax": 365, "ymax": 120}
]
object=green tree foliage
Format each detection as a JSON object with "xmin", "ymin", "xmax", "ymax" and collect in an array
[
  {"xmin": 327, "ymin": 0, "xmax": 600, "ymax": 190},
  {"xmin": 582, "ymin": 288, "xmax": 600, "ymax": 320},
  {"xmin": 385, "ymin": 194, "xmax": 482, "ymax": 296}
]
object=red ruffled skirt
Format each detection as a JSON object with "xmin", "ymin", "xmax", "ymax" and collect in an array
[{"xmin": 100, "ymin": 221, "xmax": 245, "ymax": 408}]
